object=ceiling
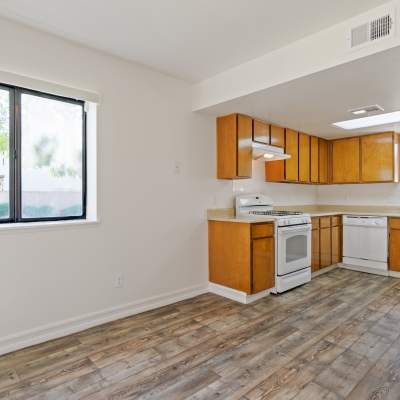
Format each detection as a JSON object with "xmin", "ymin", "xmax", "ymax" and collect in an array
[
  {"xmin": 203, "ymin": 46, "xmax": 400, "ymax": 139},
  {"xmin": 0, "ymin": 0, "xmax": 390, "ymax": 82}
]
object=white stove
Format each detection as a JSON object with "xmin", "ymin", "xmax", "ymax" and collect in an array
[
  {"xmin": 235, "ymin": 194, "xmax": 311, "ymax": 226},
  {"xmin": 236, "ymin": 194, "xmax": 312, "ymax": 293}
]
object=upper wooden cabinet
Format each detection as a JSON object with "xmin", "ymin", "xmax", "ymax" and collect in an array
[
  {"xmin": 217, "ymin": 114, "xmax": 252, "ymax": 179},
  {"xmin": 253, "ymin": 119, "xmax": 270, "ymax": 145},
  {"xmin": 270, "ymin": 124, "xmax": 285, "ymax": 148},
  {"xmin": 285, "ymin": 129, "xmax": 299, "ymax": 182},
  {"xmin": 361, "ymin": 132, "xmax": 399, "ymax": 183},
  {"xmin": 266, "ymin": 128, "xmax": 299, "ymax": 182},
  {"xmin": 299, "ymin": 133, "xmax": 310, "ymax": 183},
  {"xmin": 216, "ymin": 114, "xmax": 400, "ymax": 185},
  {"xmin": 331, "ymin": 137, "xmax": 360, "ymax": 184},
  {"xmin": 265, "ymin": 125, "xmax": 285, "ymax": 182},
  {"xmin": 310, "ymin": 136, "xmax": 319, "ymax": 183},
  {"xmin": 318, "ymin": 139, "xmax": 329, "ymax": 184}
]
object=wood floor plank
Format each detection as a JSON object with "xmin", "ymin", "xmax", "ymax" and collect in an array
[{"xmin": 1, "ymin": 269, "xmax": 400, "ymax": 400}]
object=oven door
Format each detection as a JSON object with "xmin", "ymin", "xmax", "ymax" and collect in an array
[{"xmin": 277, "ymin": 224, "xmax": 312, "ymax": 276}]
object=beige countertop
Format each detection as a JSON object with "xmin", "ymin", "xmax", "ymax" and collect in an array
[{"xmin": 207, "ymin": 205, "xmax": 400, "ymax": 223}]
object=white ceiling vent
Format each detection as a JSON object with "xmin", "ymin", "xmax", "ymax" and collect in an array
[{"xmin": 350, "ymin": 11, "xmax": 395, "ymax": 49}]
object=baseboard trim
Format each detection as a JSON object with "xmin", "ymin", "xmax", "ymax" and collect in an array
[
  {"xmin": 312, "ymin": 264, "xmax": 338, "ymax": 278},
  {"xmin": 389, "ymin": 271, "xmax": 400, "ymax": 278},
  {"xmin": 208, "ymin": 282, "xmax": 270, "ymax": 304},
  {"xmin": 339, "ymin": 263, "xmax": 389, "ymax": 277},
  {"xmin": 0, "ymin": 284, "xmax": 208, "ymax": 356}
]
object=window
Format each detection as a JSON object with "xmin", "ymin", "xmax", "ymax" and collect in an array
[{"xmin": 0, "ymin": 84, "xmax": 86, "ymax": 223}]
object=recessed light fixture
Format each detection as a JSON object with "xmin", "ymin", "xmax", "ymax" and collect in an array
[
  {"xmin": 333, "ymin": 111, "xmax": 400, "ymax": 130},
  {"xmin": 348, "ymin": 104, "xmax": 384, "ymax": 115}
]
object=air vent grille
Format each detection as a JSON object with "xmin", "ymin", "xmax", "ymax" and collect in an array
[
  {"xmin": 370, "ymin": 14, "xmax": 392, "ymax": 41},
  {"xmin": 350, "ymin": 12, "xmax": 394, "ymax": 49}
]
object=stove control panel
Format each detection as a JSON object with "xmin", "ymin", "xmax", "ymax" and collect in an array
[{"xmin": 277, "ymin": 216, "xmax": 311, "ymax": 227}]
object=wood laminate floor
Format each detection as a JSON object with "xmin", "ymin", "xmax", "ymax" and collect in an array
[{"xmin": 1, "ymin": 268, "xmax": 400, "ymax": 399}]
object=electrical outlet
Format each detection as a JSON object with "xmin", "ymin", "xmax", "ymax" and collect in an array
[{"xmin": 115, "ymin": 274, "xmax": 123, "ymax": 288}]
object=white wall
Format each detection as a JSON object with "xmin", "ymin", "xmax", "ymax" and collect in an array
[
  {"xmin": 317, "ymin": 184, "xmax": 400, "ymax": 206},
  {"xmin": 0, "ymin": 17, "xmax": 233, "ymax": 353},
  {"xmin": 233, "ymin": 160, "xmax": 317, "ymax": 205},
  {"xmin": 193, "ymin": 1, "xmax": 400, "ymax": 111}
]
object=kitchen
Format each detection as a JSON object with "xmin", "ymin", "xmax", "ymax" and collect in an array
[
  {"xmin": 1, "ymin": 1, "xmax": 400, "ymax": 399},
  {"xmin": 208, "ymin": 113, "xmax": 400, "ymax": 302}
]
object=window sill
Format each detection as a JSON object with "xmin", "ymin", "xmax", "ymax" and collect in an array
[{"xmin": 0, "ymin": 218, "xmax": 100, "ymax": 232}]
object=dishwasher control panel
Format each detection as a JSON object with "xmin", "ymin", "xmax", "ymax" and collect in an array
[{"xmin": 343, "ymin": 215, "xmax": 387, "ymax": 227}]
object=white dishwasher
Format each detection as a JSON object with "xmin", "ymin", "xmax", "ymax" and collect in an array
[{"xmin": 342, "ymin": 215, "xmax": 388, "ymax": 275}]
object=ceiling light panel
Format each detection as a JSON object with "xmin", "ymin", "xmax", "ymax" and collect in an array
[{"xmin": 333, "ymin": 111, "xmax": 400, "ymax": 130}]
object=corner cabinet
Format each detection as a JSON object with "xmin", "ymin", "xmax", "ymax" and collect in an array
[
  {"xmin": 217, "ymin": 113, "xmax": 253, "ymax": 179},
  {"xmin": 208, "ymin": 221, "xmax": 275, "ymax": 294}
]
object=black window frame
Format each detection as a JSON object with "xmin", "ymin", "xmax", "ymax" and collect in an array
[{"xmin": 0, "ymin": 83, "xmax": 87, "ymax": 224}]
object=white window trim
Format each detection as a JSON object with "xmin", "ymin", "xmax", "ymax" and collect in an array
[{"xmin": 0, "ymin": 218, "xmax": 100, "ymax": 232}]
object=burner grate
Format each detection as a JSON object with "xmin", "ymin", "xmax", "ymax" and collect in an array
[{"xmin": 249, "ymin": 210, "xmax": 303, "ymax": 216}]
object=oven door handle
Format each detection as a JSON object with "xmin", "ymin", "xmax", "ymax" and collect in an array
[{"xmin": 278, "ymin": 225, "xmax": 312, "ymax": 234}]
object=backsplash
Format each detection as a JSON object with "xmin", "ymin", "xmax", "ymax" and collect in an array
[
  {"xmin": 317, "ymin": 184, "xmax": 400, "ymax": 206},
  {"xmin": 215, "ymin": 162, "xmax": 400, "ymax": 210},
  {"xmin": 232, "ymin": 160, "xmax": 317, "ymax": 206}
]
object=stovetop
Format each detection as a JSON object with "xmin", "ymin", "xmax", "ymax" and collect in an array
[
  {"xmin": 249, "ymin": 210, "xmax": 303, "ymax": 217},
  {"xmin": 235, "ymin": 194, "xmax": 311, "ymax": 226}
]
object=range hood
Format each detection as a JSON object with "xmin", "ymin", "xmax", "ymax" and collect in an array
[{"xmin": 252, "ymin": 142, "xmax": 291, "ymax": 161}]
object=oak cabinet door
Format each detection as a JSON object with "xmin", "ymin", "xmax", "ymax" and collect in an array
[
  {"xmin": 331, "ymin": 137, "xmax": 360, "ymax": 183},
  {"xmin": 237, "ymin": 114, "xmax": 253, "ymax": 178},
  {"xmin": 252, "ymin": 237, "xmax": 275, "ymax": 293},
  {"xmin": 331, "ymin": 225, "xmax": 342, "ymax": 264},
  {"xmin": 270, "ymin": 125, "xmax": 285, "ymax": 148},
  {"xmin": 361, "ymin": 132, "xmax": 394, "ymax": 182},
  {"xmin": 320, "ymin": 227, "xmax": 332, "ymax": 268},
  {"xmin": 318, "ymin": 139, "xmax": 329, "ymax": 184},
  {"xmin": 208, "ymin": 221, "xmax": 252, "ymax": 293},
  {"xmin": 265, "ymin": 125, "xmax": 285, "ymax": 182},
  {"xmin": 310, "ymin": 136, "xmax": 319, "ymax": 183},
  {"xmin": 217, "ymin": 114, "xmax": 237, "ymax": 179},
  {"xmin": 389, "ymin": 228, "xmax": 400, "ymax": 272},
  {"xmin": 312, "ymin": 228, "xmax": 320, "ymax": 272},
  {"xmin": 253, "ymin": 119, "xmax": 269, "ymax": 145},
  {"xmin": 285, "ymin": 129, "xmax": 299, "ymax": 182},
  {"xmin": 299, "ymin": 133, "xmax": 310, "ymax": 183}
]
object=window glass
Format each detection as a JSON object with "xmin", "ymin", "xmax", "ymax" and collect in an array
[
  {"xmin": 0, "ymin": 89, "xmax": 10, "ymax": 219},
  {"xmin": 20, "ymin": 93, "xmax": 84, "ymax": 219}
]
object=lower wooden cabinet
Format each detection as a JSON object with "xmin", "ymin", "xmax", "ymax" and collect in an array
[
  {"xmin": 320, "ymin": 227, "xmax": 332, "ymax": 268},
  {"xmin": 208, "ymin": 221, "xmax": 275, "ymax": 294},
  {"xmin": 331, "ymin": 226, "xmax": 342, "ymax": 265},
  {"xmin": 312, "ymin": 215, "xmax": 342, "ymax": 271},
  {"xmin": 311, "ymin": 224, "xmax": 320, "ymax": 273},
  {"xmin": 252, "ymin": 237, "xmax": 275, "ymax": 292},
  {"xmin": 389, "ymin": 218, "xmax": 400, "ymax": 272}
]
